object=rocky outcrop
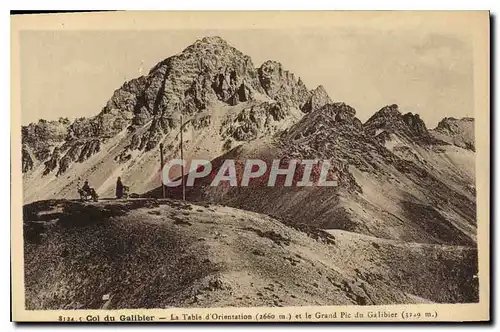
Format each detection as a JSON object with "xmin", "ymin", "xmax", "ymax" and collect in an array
[
  {"xmin": 286, "ymin": 102, "xmax": 360, "ymax": 142},
  {"xmin": 258, "ymin": 60, "xmax": 311, "ymax": 108},
  {"xmin": 22, "ymin": 118, "xmax": 70, "ymax": 174},
  {"xmin": 282, "ymin": 102, "xmax": 381, "ymax": 190},
  {"xmin": 301, "ymin": 85, "xmax": 333, "ymax": 113},
  {"xmin": 57, "ymin": 139, "xmax": 101, "ymax": 175},
  {"xmin": 22, "ymin": 118, "xmax": 70, "ymax": 160},
  {"xmin": 220, "ymin": 102, "xmax": 292, "ymax": 142},
  {"xmin": 22, "ymin": 146, "xmax": 34, "ymax": 173},
  {"xmin": 363, "ymin": 104, "xmax": 433, "ymax": 143},
  {"xmin": 402, "ymin": 112, "xmax": 428, "ymax": 136},
  {"xmin": 43, "ymin": 147, "xmax": 61, "ymax": 176}
]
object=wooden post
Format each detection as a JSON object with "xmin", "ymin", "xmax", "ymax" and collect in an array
[
  {"xmin": 180, "ymin": 114, "xmax": 185, "ymax": 201},
  {"xmin": 160, "ymin": 143, "xmax": 165, "ymax": 199}
]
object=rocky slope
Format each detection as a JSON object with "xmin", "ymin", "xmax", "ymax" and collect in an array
[
  {"xmin": 22, "ymin": 36, "xmax": 332, "ymax": 203},
  {"xmin": 23, "ymin": 199, "xmax": 478, "ymax": 309}
]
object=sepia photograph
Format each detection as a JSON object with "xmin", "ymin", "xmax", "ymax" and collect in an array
[{"xmin": 10, "ymin": 10, "xmax": 490, "ymax": 322}]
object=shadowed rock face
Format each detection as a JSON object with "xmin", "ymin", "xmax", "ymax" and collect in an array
[
  {"xmin": 22, "ymin": 146, "xmax": 34, "ymax": 173},
  {"xmin": 301, "ymin": 85, "xmax": 333, "ymax": 113},
  {"xmin": 402, "ymin": 113, "xmax": 428, "ymax": 136},
  {"xmin": 22, "ymin": 118, "xmax": 71, "ymax": 173}
]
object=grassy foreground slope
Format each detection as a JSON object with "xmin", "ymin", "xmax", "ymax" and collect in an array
[{"xmin": 23, "ymin": 199, "xmax": 478, "ymax": 309}]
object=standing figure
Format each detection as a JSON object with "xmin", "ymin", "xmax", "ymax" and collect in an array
[
  {"xmin": 82, "ymin": 180, "xmax": 90, "ymax": 195},
  {"xmin": 116, "ymin": 177, "xmax": 124, "ymax": 199}
]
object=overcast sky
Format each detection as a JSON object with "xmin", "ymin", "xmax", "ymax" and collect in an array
[{"xmin": 19, "ymin": 27, "xmax": 473, "ymax": 128}]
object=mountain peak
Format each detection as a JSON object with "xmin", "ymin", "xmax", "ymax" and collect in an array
[
  {"xmin": 301, "ymin": 85, "xmax": 333, "ymax": 113},
  {"xmin": 285, "ymin": 101, "xmax": 362, "ymax": 144},
  {"xmin": 314, "ymin": 85, "xmax": 327, "ymax": 93},
  {"xmin": 183, "ymin": 36, "xmax": 233, "ymax": 53},
  {"xmin": 375, "ymin": 104, "xmax": 401, "ymax": 117},
  {"xmin": 364, "ymin": 104, "xmax": 430, "ymax": 141},
  {"xmin": 197, "ymin": 36, "xmax": 229, "ymax": 45}
]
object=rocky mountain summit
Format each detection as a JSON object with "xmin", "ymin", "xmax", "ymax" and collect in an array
[
  {"xmin": 22, "ymin": 36, "xmax": 332, "ymax": 202},
  {"xmin": 363, "ymin": 104, "xmax": 433, "ymax": 144}
]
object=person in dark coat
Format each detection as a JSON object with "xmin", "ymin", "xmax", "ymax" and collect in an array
[
  {"xmin": 116, "ymin": 177, "xmax": 124, "ymax": 199},
  {"xmin": 82, "ymin": 180, "xmax": 91, "ymax": 195}
]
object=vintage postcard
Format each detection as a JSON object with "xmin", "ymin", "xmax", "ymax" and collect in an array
[{"xmin": 11, "ymin": 11, "xmax": 490, "ymax": 322}]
